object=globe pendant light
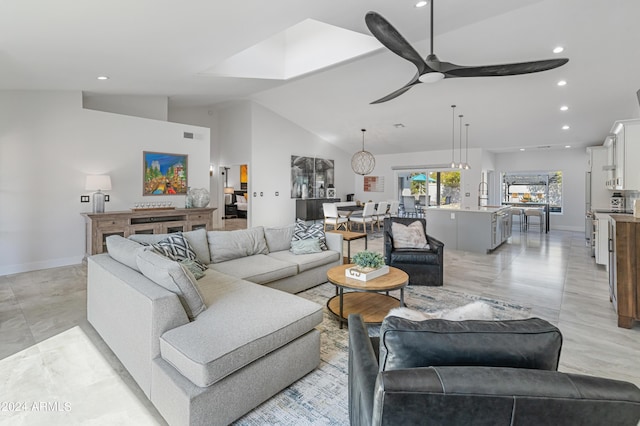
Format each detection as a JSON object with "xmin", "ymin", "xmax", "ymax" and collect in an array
[
  {"xmin": 463, "ymin": 123, "xmax": 471, "ymax": 170},
  {"xmin": 450, "ymin": 105, "xmax": 457, "ymax": 168},
  {"xmin": 458, "ymin": 114, "xmax": 464, "ymax": 169},
  {"xmin": 351, "ymin": 128, "xmax": 376, "ymax": 175}
]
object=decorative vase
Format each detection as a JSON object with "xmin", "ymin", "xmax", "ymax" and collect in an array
[
  {"xmin": 190, "ymin": 188, "xmax": 210, "ymax": 208},
  {"xmin": 185, "ymin": 187, "xmax": 193, "ymax": 208}
]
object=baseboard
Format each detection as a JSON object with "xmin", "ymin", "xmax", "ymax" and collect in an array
[{"xmin": 0, "ymin": 256, "xmax": 84, "ymax": 276}]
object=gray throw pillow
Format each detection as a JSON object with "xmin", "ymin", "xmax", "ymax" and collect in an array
[
  {"xmin": 292, "ymin": 219, "xmax": 328, "ymax": 250},
  {"xmin": 264, "ymin": 224, "xmax": 295, "ymax": 252},
  {"xmin": 180, "ymin": 259, "xmax": 206, "ymax": 280},
  {"xmin": 392, "ymin": 221, "xmax": 429, "ymax": 249},
  {"xmin": 106, "ymin": 235, "xmax": 145, "ymax": 272},
  {"xmin": 290, "ymin": 238, "xmax": 323, "ymax": 255},
  {"xmin": 207, "ymin": 227, "xmax": 269, "ymax": 263},
  {"xmin": 136, "ymin": 249, "xmax": 206, "ymax": 320}
]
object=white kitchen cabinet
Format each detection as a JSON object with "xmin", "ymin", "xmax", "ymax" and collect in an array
[
  {"xmin": 594, "ymin": 212, "xmax": 610, "ymax": 270},
  {"xmin": 605, "ymin": 119, "xmax": 640, "ymax": 190}
]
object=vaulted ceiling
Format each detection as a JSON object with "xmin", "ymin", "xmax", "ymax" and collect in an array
[{"xmin": 3, "ymin": 0, "xmax": 639, "ymax": 155}]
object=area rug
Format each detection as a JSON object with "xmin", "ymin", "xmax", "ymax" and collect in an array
[
  {"xmin": 0, "ymin": 285, "xmax": 530, "ymax": 426},
  {"xmin": 234, "ymin": 283, "xmax": 531, "ymax": 425}
]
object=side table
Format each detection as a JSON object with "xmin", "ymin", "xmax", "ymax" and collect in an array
[{"xmin": 326, "ymin": 230, "xmax": 367, "ymax": 264}]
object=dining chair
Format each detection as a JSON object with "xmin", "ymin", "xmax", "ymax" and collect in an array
[
  {"xmin": 388, "ymin": 201, "xmax": 400, "ymax": 217},
  {"xmin": 322, "ymin": 203, "xmax": 348, "ymax": 231},
  {"xmin": 374, "ymin": 201, "xmax": 389, "ymax": 230},
  {"xmin": 349, "ymin": 202, "xmax": 376, "ymax": 233},
  {"xmin": 403, "ymin": 197, "xmax": 416, "ymax": 217},
  {"xmin": 524, "ymin": 208, "xmax": 545, "ymax": 233}
]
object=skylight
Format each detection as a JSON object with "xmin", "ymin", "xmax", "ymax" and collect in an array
[{"xmin": 200, "ymin": 19, "xmax": 381, "ymax": 80}]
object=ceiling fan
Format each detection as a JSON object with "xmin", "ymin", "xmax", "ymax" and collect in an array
[{"xmin": 365, "ymin": 0, "xmax": 569, "ymax": 104}]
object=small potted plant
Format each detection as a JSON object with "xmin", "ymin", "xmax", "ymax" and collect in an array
[
  {"xmin": 348, "ymin": 251, "xmax": 389, "ymax": 281},
  {"xmin": 352, "ymin": 251, "xmax": 385, "ymax": 272}
]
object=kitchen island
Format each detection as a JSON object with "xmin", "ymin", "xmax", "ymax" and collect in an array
[{"xmin": 424, "ymin": 205, "xmax": 512, "ymax": 254}]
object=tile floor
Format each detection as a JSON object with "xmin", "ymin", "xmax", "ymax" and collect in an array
[{"xmin": 1, "ymin": 226, "xmax": 639, "ymax": 423}]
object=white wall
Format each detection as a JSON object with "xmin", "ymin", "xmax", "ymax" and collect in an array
[
  {"xmin": 83, "ymin": 94, "xmax": 169, "ymax": 121},
  {"xmin": 0, "ymin": 91, "xmax": 210, "ymax": 275},
  {"xmin": 494, "ymin": 148, "xmax": 587, "ymax": 231},
  {"xmin": 250, "ymin": 102, "xmax": 353, "ymax": 227},
  {"xmin": 168, "ymin": 105, "xmax": 221, "ymax": 227}
]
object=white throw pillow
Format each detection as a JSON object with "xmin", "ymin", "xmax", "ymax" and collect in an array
[
  {"xmin": 391, "ymin": 221, "xmax": 429, "ymax": 249},
  {"xmin": 236, "ymin": 195, "xmax": 247, "ymax": 204},
  {"xmin": 386, "ymin": 301, "xmax": 494, "ymax": 321}
]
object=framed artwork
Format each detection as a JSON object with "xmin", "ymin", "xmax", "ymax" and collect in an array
[
  {"xmin": 143, "ymin": 151, "xmax": 188, "ymax": 195},
  {"xmin": 364, "ymin": 176, "xmax": 384, "ymax": 192},
  {"xmin": 290, "ymin": 155, "xmax": 334, "ymax": 198}
]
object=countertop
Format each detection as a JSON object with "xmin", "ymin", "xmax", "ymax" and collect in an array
[
  {"xmin": 610, "ymin": 213, "xmax": 640, "ymax": 223},
  {"xmin": 426, "ymin": 205, "xmax": 510, "ymax": 214}
]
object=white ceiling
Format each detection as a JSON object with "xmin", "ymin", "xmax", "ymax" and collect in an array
[{"xmin": 3, "ymin": 0, "xmax": 640, "ymax": 155}]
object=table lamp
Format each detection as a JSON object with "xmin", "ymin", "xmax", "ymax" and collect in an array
[{"xmin": 86, "ymin": 175, "xmax": 112, "ymax": 213}]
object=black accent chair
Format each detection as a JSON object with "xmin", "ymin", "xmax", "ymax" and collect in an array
[
  {"xmin": 383, "ymin": 217, "xmax": 444, "ymax": 286},
  {"xmin": 348, "ymin": 314, "xmax": 640, "ymax": 426}
]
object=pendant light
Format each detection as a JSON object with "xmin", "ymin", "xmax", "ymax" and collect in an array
[
  {"xmin": 351, "ymin": 129, "xmax": 376, "ymax": 175},
  {"xmin": 463, "ymin": 123, "xmax": 471, "ymax": 170},
  {"xmin": 458, "ymin": 114, "xmax": 464, "ymax": 169},
  {"xmin": 450, "ymin": 105, "xmax": 457, "ymax": 168}
]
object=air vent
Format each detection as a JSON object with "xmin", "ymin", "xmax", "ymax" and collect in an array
[
  {"xmin": 537, "ymin": 145, "xmax": 552, "ymax": 149},
  {"xmin": 183, "ymin": 132, "xmax": 194, "ymax": 139}
]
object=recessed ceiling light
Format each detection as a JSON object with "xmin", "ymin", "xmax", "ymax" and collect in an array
[
  {"xmin": 562, "ymin": 125, "xmax": 570, "ymax": 130},
  {"xmin": 565, "ymin": 145, "xmax": 571, "ymax": 148},
  {"xmin": 97, "ymin": 76, "xmax": 109, "ymax": 80},
  {"xmin": 560, "ymin": 105, "xmax": 569, "ymax": 111},
  {"xmin": 519, "ymin": 148, "xmax": 526, "ymax": 151},
  {"xmin": 415, "ymin": 1, "xmax": 428, "ymax": 8},
  {"xmin": 553, "ymin": 46, "xmax": 564, "ymax": 54},
  {"xmin": 557, "ymin": 80, "xmax": 567, "ymax": 86}
]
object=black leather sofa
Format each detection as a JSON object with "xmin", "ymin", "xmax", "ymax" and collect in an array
[
  {"xmin": 383, "ymin": 217, "xmax": 444, "ymax": 286},
  {"xmin": 349, "ymin": 314, "xmax": 640, "ymax": 426}
]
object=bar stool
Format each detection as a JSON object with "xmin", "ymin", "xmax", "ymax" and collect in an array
[
  {"xmin": 524, "ymin": 208, "xmax": 545, "ymax": 233},
  {"xmin": 509, "ymin": 207, "xmax": 524, "ymax": 231}
]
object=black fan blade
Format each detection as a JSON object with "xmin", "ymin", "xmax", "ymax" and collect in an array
[
  {"xmin": 443, "ymin": 58, "xmax": 569, "ymax": 78},
  {"xmin": 365, "ymin": 11, "xmax": 431, "ymax": 75},
  {"xmin": 371, "ymin": 72, "xmax": 422, "ymax": 104}
]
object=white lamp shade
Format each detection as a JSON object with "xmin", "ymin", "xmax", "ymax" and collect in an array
[
  {"xmin": 224, "ymin": 187, "xmax": 235, "ymax": 194},
  {"xmin": 85, "ymin": 175, "xmax": 112, "ymax": 191},
  {"xmin": 401, "ymin": 188, "xmax": 412, "ymax": 196}
]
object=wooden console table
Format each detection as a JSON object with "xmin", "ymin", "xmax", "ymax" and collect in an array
[{"xmin": 82, "ymin": 207, "xmax": 216, "ymax": 256}]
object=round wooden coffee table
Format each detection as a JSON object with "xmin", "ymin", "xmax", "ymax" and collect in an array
[{"xmin": 326, "ymin": 264, "xmax": 409, "ymax": 329}]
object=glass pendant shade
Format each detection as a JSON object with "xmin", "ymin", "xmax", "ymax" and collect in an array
[
  {"xmin": 463, "ymin": 123, "xmax": 471, "ymax": 169},
  {"xmin": 450, "ymin": 105, "xmax": 457, "ymax": 168},
  {"xmin": 458, "ymin": 114, "xmax": 464, "ymax": 169},
  {"xmin": 351, "ymin": 129, "xmax": 375, "ymax": 175}
]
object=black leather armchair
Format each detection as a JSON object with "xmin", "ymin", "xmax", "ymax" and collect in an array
[
  {"xmin": 348, "ymin": 314, "xmax": 640, "ymax": 426},
  {"xmin": 383, "ymin": 217, "xmax": 444, "ymax": 286}
]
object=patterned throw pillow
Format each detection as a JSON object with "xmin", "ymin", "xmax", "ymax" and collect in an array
[
  {"xmin": 391, "ymin": 221, "xmax": 430, "ymax": 249},
  {"xmin": 152, "ymin": 233, "xmax": 207, "ymax": 271},
  {"xmin": 292, "ymin": 218, "xmax": 328, "ymax": 250}
]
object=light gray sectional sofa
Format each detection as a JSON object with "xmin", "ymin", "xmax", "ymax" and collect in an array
[{"xmin": 87, "ymin": 225, "xmax": 343, "ymax": 426}]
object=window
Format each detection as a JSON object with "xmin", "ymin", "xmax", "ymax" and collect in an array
[
  {"xmin": 502, "ymin": 171, "xmax": 563, "ymax": 213},
  {"xmin": 400, "ymin": 170, "xmax": 460, "ymax": 206}
]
